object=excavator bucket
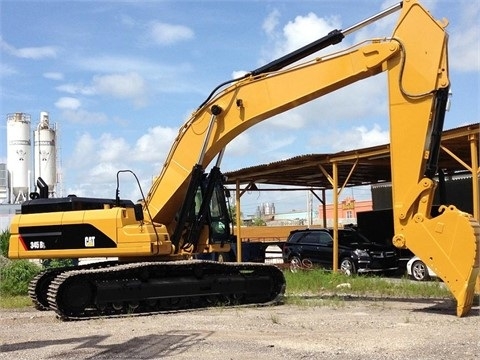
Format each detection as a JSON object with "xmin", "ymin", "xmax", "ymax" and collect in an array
[{"xmin": 396, "ymin": 205, "xmax": 480, "ymax": 317}]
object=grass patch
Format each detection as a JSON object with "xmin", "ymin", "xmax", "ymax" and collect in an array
[
  {"xmin": 283, "ymin": 268, "xmax": 452, "ymax": 300},
  {"xmin": 0, "ymin": 295, "xmax": 32, "ymax": 309}
]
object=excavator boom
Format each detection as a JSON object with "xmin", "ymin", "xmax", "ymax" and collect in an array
[{"xmin": 8, "ymin": 0, "xmax": 479, "ymax": 318}]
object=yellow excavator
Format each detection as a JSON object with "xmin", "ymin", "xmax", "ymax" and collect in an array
[{"xmin": 8, "ymin": 0, "xmax": 479, "ymax": 319}]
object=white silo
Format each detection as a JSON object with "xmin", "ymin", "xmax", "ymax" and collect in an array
[
  {"xmin": 6, "ymin": 112, "xmax": 32, "ymax": 203},
  {"xmin": 264, "ymin": 202, "xmax": 271, "ymax": 215},
  {"xmin": 34, "ymin": 111, "xmax": 57, "ymax": 197}
]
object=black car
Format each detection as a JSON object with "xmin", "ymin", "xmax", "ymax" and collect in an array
[{"xmin": 282, "ymin": 228, "xmax": 398, "ymax": 274}]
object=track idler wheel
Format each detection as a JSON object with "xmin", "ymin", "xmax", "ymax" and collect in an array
[{"xmin": 54, "ymin": 277, "xmax": 94, "ymax": 317}]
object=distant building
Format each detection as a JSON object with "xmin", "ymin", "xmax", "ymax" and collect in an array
[
  {"xmin": 246, "ymin": 197, "xmax": 373, "ymax": 228},
  {"xmin": 321, "ymin": 197, "xmax": 372, "ymax": 227},
  {"xmin": 266, "ymin": 210, "xmax": 311, "ymax": 226}
]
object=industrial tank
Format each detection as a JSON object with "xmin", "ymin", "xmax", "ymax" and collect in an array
[
  {"xmin": 33, "ymin": 111, "xmax": 57, "ymax": 196},
  {"xmin": 6, "ymin": 113, "xmax": 31, "ymax": 203}
]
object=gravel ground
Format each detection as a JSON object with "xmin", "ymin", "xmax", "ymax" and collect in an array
[{"xmin": 1, "ymin": 297, "xmax": 479, "ymax": 360}]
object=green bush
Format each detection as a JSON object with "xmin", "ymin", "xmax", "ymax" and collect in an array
[
  {"xmin": 0, "ymin": 260, "xmax": 42, "ymax": 296},
  {"xmin": 0, "ymin": 230, "xmax": 9, "ymax": 257},
  {"xmin": 42, "ymin": 258, "xmax": 77, "ymax": 269}
]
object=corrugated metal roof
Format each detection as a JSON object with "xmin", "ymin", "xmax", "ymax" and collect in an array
[{"xmin": 224, "ymin": 123, "xmax": 479, "ymax": 189}]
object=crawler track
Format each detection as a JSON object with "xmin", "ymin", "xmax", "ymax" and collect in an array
[
  {"xmin": 28, "ymin": 261, "xmax": 118, "ymax": 311},
  {"xmin": 46, "ymin": 260, "xmax": 286, "ymax": 321}
]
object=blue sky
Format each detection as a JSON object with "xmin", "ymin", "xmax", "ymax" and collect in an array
[{"xmin": 1, "ymin": 0, "xmax": 479, "ymax": 215}]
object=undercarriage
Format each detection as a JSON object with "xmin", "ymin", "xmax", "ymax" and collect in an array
[{"xmin": 29, "ymin": 260, "xmax": 285, "ymax": 321}]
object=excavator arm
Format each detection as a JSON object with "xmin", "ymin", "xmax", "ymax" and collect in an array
[
  {"xmin": 144, "ymin": 0, "xmax": 478, "ymax": 316},
  {"xmin": 8, "ymin": 0, "xmax": 479, "ymax": 317},
  {"xmin": 386, "ymin": 3, "xmax": 479, "ymax": 316}
]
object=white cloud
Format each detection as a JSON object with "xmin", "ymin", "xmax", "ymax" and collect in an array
[
  {"xmin": 269, "ymin": 112, "xmax": 306, "ymax": 130},
  {"xmin": 219, "ymin": 111, "xmax": 305, "ymax": 167},
  {"xmin": 55, "ymin": 83, "xmax": 96, "ymax": 95},
  {"xmin": 134, "ymin": 126, "xmax": 177, "ymax": 164},
  {"xmin": 352, "ymin": 124, "xmax": 389, "ymax": 148},
  {"xmin": 263, "ymin": 9, "xmax": 280, "ymax": 36},
  {"xmin": 43, "ymin": 72, "xmax": 64, "ymax": 80},
  {"xmin": 274, "ymin": 13, "xmax": 341, "ymax": 58},
  {"xmin": 149, "ymin": 21, "xmax": 194, "ymax": 45},
  {"xmin": 63, "ymin": 127, "xmax": 178, "ymax": 198},
  {"xmin": 449, "ymin": 2, "xmax": 480, "ymax": 72},
  {"xmin": 55, "ymin": 97, "xmax": 81, "ymax": 110},
  {"xmin": 65, "ymin": 132, "xmax": 130, "ymax": 193},
  {"xmin": 97, "ymin": 134, "xmax": 131, "ymax": 163},
  {"xmin": 262, "ymin": 133, "xmax": 296, "ymax": 153},
  {"xmin": 76, "ymin": 55, "xmax": 159, "ymax": 73},
  {"xmin": 0, "ymin": 63, "xmax": 17, "ymax": 76},
  {"xmin": 225, "ymin": 133, "xmax": 252, "ymax": 158},
  {"xmin": 69, "ymin": 132, "xmax": 97, "ymax": 170},
  {"xmin": 89, "ymin": 162, "xmax": 123, "ymax": 184},
  {"xmin": 56, "ymin": 84, "xmax": 78, "ymax": 94},
  {"xmin": 311, "ymin": 124, "xmax": 389, "ymax": 152},
  {"xmin": 119, "ymin": 14, "xmax": 136, "ymax": 28},
  {"xmin": 310, "ymin": 75, "xmax": 387, "ymax": 123},
  {"xmin": 224, "ymin": 124, "xmax": 298, "ymax": 169},
  {"xmin": 73, "ymin": 55, "xmax": 195, "ymax": 94},
  {"xmin": 60, "ymin": 109, "xmax": 108, "ymax": 124},
  {"xmin": 92, "ymin": 72, "xmax": 147, "ymax": 106},
  {"xmin": 0, "ymin": 37, "xmax": 58, "ymax": 59}
]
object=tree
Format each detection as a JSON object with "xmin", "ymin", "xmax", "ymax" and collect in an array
[
  {"xmin": 251, "ymin": 217, "xmax": 266, "ymax": 226},
  {"xmin": 229, "ymin": 205, "xmax": 243, "ymax": 225}
]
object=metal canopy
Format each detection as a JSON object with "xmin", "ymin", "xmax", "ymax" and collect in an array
[{"xmin": 224, "ymin": 123, "xmax": 479, "ymax": 189}]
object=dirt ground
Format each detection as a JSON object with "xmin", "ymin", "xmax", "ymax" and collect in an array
[{"xmin": 1, "ymin": 296, "xmax": 479, "ymax": 360}]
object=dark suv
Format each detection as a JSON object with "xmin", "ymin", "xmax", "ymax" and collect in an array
[{"xmin": 282, "ymin": 228, "xmax": 398, "ymax": 274}]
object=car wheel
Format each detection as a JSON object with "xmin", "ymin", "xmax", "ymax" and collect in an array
[
  {"xmin": 289, "ymin": 256, "xmax": 302, "ymax": 273},
  {"xmin": 216, "ymin": 252, "xmax": 230, "ymax": 262},
  {"xmin": 411, "ymin": 260, "xmax": 430, "ymax": 281},
  {"xmin": 340, "ymin": 258, "xmax": 356, "ymax": 275}
]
